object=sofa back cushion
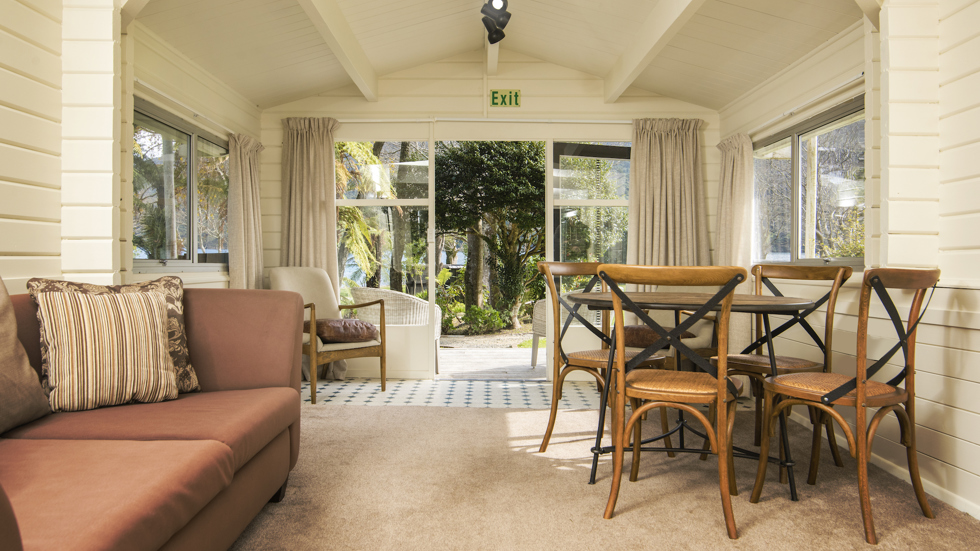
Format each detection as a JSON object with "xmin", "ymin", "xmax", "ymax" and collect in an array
[
  {"xmin": 0, "ymin": 278, "xmax": 50, "ymax": 434},
  {"xmin": 27, "ymin": 277, "xmax": 200, "ymax": 393},
  {"xmin": 34, "ymin": 291, "xmax": 178, "ymax": 412}
]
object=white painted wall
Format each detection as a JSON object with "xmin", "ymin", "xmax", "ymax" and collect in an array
[
  {"xmin": 720, "ymin": 11, "xmax": 980, "ymax": 519},
  {"xmin": 0, "ymin": 0, "xmax": 62, "ymax": 294}
]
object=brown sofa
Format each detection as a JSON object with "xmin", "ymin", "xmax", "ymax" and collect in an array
[{"xmin": 0, "ymin": 288, "xmax": 304, "ymax": 551}]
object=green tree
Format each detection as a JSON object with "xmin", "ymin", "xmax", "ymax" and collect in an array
[{"xmin": 435, "ymin": 141, "xmax": 545, "ymax": 329}]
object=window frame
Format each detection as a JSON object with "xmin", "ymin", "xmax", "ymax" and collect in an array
[
  {"xmin": 132, "ymin": 97, "xmax": 230, "ymax": 273},
  {"xmin": 752, "ymin": 95, "xmax": 866, "ymax": 269},
  {"xmin": 551, "ymin": 141, "xmax": 631, "ymax": 262}
]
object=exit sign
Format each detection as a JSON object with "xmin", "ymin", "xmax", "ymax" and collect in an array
[{"xmin": 490, "ymin": 89, "xmax": 521, "ymax": 107}]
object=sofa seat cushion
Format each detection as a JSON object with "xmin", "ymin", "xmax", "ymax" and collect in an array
[
  {"xmin": 3, "ymin": 388, "xmax": 299, "ymax": 471},
  {"xmin": 0, "ymin": 438, "xmax": 234, "ymax": 551}
]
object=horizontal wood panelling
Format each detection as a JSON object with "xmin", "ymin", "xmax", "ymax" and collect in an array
[
  {"xmin": 0, "ymin": 27, "xmax": 60, "ymax": 87},
  {"xmin": 0, "ymin": 180, "xmax": 60, "ymax": 221},
  {"xmin": 0, "ymin": 0, "xmax": 61, "ymax": 54},
  {"xmin": 0, "ymin": 219, "xmax": 60, "ymax": 255},
  {"xmin": 0, "ymin": 68, "xmax": 60, "ymax": 121},
  {"xmin": 0, "ymin": 104, "xmax": 60, "ymax": 154}
]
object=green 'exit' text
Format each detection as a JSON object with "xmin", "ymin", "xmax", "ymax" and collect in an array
[{"xmin": 490, "ymin": 89, "xmax": 521, "ymax": 107}]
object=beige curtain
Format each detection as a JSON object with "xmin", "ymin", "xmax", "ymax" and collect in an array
[
  {"xmin": 627, "ymin": 118, "xmax": 710, "ymax": 267},
  {"xmin": 228, "ymin": 134, "xmax": 265, "ymax": 289},
  {"xmin": 717, "ymin": 132, "xmax": 755, "ymax": 353},
  {"xmin": 280, "ymin": 117, "xmax": 341, "ymax": 297}
]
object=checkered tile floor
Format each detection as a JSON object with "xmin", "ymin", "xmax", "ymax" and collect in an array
[{"xmin": 301, "ymin": 378, "xmax": 599, "ymax": 409}]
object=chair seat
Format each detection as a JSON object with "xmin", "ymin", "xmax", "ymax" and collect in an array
[
  {"xmin": 302, "ymin": 333, "xmax": 381, "ymax": 352},
  {"xmin": 567, "ymin": 348, "xmax": 664, "ymax": 369},
  {"xmin": 727, "ymin": 353, "xmax": 821, "ymax": 375},
  {"xmin": 767, "ymin": 372, "xmax": 906, "ymax": 407},
  {"xmin": 626, "ymin": 369, "xmax": 743, "ymax": 402}
]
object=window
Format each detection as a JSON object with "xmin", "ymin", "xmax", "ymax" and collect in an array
[
  {"xmin": 553, "ymin": 141, "xmax": 630, "ymax": 292},
  {"xmin": 335, "ymin": 141, "xmax": 429, "ymax": 301},
  {"xmin": 132, "ymin": 99, "xmax": 230, "ymax": 270},
  {"xmin": 752, "ymin": 96, "xmax": 865, "ymax": 266}
]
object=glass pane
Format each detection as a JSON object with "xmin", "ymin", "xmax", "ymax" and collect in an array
[
  {"xmin": 554, "ymin": 142, "xmax": 630, "ymax": 200},
  {"xmin": 196, "ymin": 139, "xmax": 229, "ymax": 263},
  {"xmin": 132, "ymin": 113, "xmax": 190, "ymax": 260},
  {"xmin": 336, "ymin": 141, "xmax": 428, "ymax": 200},
  {"xmin": 556, "ymin": 206, "xmax": 627, "ymax": 293},
  {"xmin": 337, "ymin": 206, "xmax": 429, "ymax": 302},
  {"xmin": 799, "ymin": 112, "xmax": 865, "ymax": 259},
  {"xmin": 753, "ymin": 138, "xmax": 793, "ymax": 262}
]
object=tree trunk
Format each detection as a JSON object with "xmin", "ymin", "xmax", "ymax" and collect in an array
[
  {"xmin": 366, "ymin": 233, "xmax": 383, "ymax": 288},
  {"xmin": 464, "ymin": 225, "xmax": 484, "ymax": 308},
  {"xmin": 389, "ymin": 142, "xmax": 411, "ymax": 293}
]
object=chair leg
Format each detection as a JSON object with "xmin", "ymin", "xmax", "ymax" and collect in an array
[
  {"xmin": 660, "ymin": 407, "xmax": 676, "ymax": 458},
  {"xmin": 716, "ymin": 400, "xmax": 738, "ymax": 539},
  {"xmin": 857, "ymin": 444, "xmax": 878, "ymax": 545},
  {"xmin": 826, "ymin": 413, "xmax": 845, "ymax": 467},
  {"xmin": 629, "ymin": 398, "xmax": 642, "ymax": 482},
  {"xmin": 807, "ymin": 405, "xmax": 823, "ymax": 485},
  {"xmin": 727, "ymin": 400, "xmax": 739, "ymax": 497},
  {"xmin": 434, "ymin": 339, "xmax": 440, "ymax": 375},
  {"xmin": 603, "ymin": 385, "xmax": 625, "ymax": 519},
  {"xmin": 901, "ymin": 407, "xmax": 935, "ymax": 520},
  {"xmin": 539, "ymin": 367, "xmax": 568, "ymax": 453},
  {"xmin": 750, "ymin": 388, "xmax": 775, "ymax": 503},
  {"xmin": 700, "ymin": 402, "xmax": 715, "ymax": 461},
  {"xmin": 380, "ymin": 353, "xmax": 386, "ymax": 392},
  {"xmin": 310, "ymin": 356, "xmax": 318, "ymax": 405},
  {"xmin": 531, "ymin": 336, "xmax": 539, "ymax": 367}
]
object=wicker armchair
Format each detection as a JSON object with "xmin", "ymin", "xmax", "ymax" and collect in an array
[{"xmin": 349, "ymin": 287, "xmax": 442, "ymax": 372}]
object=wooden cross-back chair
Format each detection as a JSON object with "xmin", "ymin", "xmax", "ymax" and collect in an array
[
  {"xmin": 599, "ymin": 264, "xmax": 747, "ymax": 540},
  {"xmin": 536, "ymin": 261, "xmax": 665, "ymax": 453},
  {"xmin": 750, "ymin": 268, "xmax": 939, "ymax": 545},
  {"xmin": 726, "ymin": 264, "xmax": 852, "ymax": 485}
]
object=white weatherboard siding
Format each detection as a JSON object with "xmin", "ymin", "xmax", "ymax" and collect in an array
[
  {"xmin": 720, "ymin": 12, "xmax": 980, "ymax": 520},
  {"xmin": 0, "ymin": 0, "xmax": 62, "ymax": 294},
  {"xmin": 121, "ymin": 23, "xmax": 262, "ymax": 288},
  {"xmin": 261, "ymin": 49, "xmax": 719, "ymax": 379}
]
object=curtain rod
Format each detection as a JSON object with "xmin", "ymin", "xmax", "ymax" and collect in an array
[
  {"xmin": 746, "ymin": 72, "xmax": 865, "ymax": 138},
  {"xmin": 133, "ymin": 77, "xmax": 236, "ymax": 136},
  {"xmin": 335, "ymin": 117, "xmax": 632, "ymax": 124}
]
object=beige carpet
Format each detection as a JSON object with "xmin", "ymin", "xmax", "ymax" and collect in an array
[{"xmin": 232, "ymin": 405, "xmax": 980, "ymax": 550}]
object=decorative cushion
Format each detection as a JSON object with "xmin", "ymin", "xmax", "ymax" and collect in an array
[
  {"xmin": 303, "ymin": 318, "xmax": 379, "ymax": 343},
  {"xmin": 33, "ymin": 291, "xmax": 179, "ymax": 412},
  {"xmin": 27, "ymin": 277, "xmax": 200, "ymax": 393},
  {"xmin": 0, "ymin": 278, "xmax": 50, "ymax": 434}
]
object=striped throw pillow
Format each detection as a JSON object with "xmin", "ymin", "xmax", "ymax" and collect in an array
[{"xmin": 34, "ymin": 291, "xmax": 179, "ymax": 412}]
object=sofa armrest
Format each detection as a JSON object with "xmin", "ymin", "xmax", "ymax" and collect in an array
[
  {"xmin": 183, "ymin": 288, "xmax": 303, "ymax": 393},
  {"xmin": 0, "ymin": 482, "xmax": 23, "ymax": 551}
]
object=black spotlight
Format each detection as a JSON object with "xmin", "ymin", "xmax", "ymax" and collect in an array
[{"xmin": 481, "ymin": 0, "xmax": 510, "ymax": 44}]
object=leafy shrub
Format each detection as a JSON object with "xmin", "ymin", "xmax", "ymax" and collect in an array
[{"xmin": 462, "ymin": 305, "xmax": 504, "ymax": 335}]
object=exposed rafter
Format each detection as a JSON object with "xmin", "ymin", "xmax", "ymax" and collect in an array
[
  {"xmin": 853, "ymin": 0, "xmax": 882, "ymax": 30},
  {"xmin": 121, "ymin": 0, "xmax": 151, "ymax": 31},
  {"xmin": 603, "ymin": 0, "xmax": 707, "ymax": 104},
  {"xmin": 486, "ymin": 40, "xmax": 499, "ymax": 76},
  {"xmin": 295, "ymin": 0, "xmax": 379, "ymax": 102}
]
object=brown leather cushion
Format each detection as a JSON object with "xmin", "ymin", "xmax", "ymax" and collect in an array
[
  {"xmin": 303, "ymin": 319, "xmax": 379, "ymax": 343},
  {"xmin": 0, "ymin": 278, "xmax": 50, "ymax": 434},
  {"xmin": 622, "ymin": 325, "xmax": 695, "ymax": 348},
  {"xmin": 4, "ymin": 388, "xmax": 299, "ymax": 471},
  {"xmin": 0, "ymin": 438, "xmax": 234, "ymax": 551}
]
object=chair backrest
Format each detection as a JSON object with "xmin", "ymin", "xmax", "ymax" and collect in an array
[
  {"xmin": 349, "ymin": 287, "xmax": 443, "ymax": 338},
  {"xmin": 851, "ymin": 268, "xmax": 940, "ymax": 404},
  {"xmin": 538, "ymin": 261, "xmax": 608, "ymax": 354},
  {"xmin": 751, "ymin": 264, "xmax": 852, "ymax": 369},
  {"xmin": 269, "ymin": 267, "xmax": 342, "ymax": 320},
  {"xmin": 597, "ymin": 265, "xmax": 747, "ymax": 394}
]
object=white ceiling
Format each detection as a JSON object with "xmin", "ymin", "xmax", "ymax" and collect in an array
[{"xmin": 136, "ymin": 0, "xmax": 865, "ymax": 110}]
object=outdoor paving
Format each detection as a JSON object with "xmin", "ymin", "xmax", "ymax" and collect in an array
[{"xmin": 436, "ymin": 347, "xmax": 546, "ymax": 380}]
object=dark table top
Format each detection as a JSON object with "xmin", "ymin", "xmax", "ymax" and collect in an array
[{"xmin": 566, "ymin": 291, "xmax": 815, "ymax": 314}]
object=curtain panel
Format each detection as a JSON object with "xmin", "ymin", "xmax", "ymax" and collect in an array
[
  {"xmin": 716, "ymin": 132, "xmax": 755, "ymax": 352},
  {"xmin": 627, "ymin": 118, "xmax": 710, "ymax": 268},
  {"xmin": 280, "ymin": 117, "xmax": 341, "ymax": 297},
  {"xmin": 228, "ymin": 133, "xmax": 265, "ymax": 289}
]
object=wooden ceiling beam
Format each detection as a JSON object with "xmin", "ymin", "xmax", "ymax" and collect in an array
[
  {"xmin": 853, "ymin": 0, "xmax": 882, "ymax": 30},
  {"xmin": 121, "ymin": 0, "xmax": 152, "ymax": 31},
  {"xmin": 603, "ymin": 0, "xmax": 707, "ymax": 104},
  {"xmin": 486, "ymin": 40, "xmax": 499, "ymax": 76},
  {"xmin": 295, "ymin": 0, "xmax": 379, "ymax": 102}
]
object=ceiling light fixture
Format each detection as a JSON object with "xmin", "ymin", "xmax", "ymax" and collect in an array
[{"xmin": 481, "ymin": 0, "xmax": 510, "ymax": 45}]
